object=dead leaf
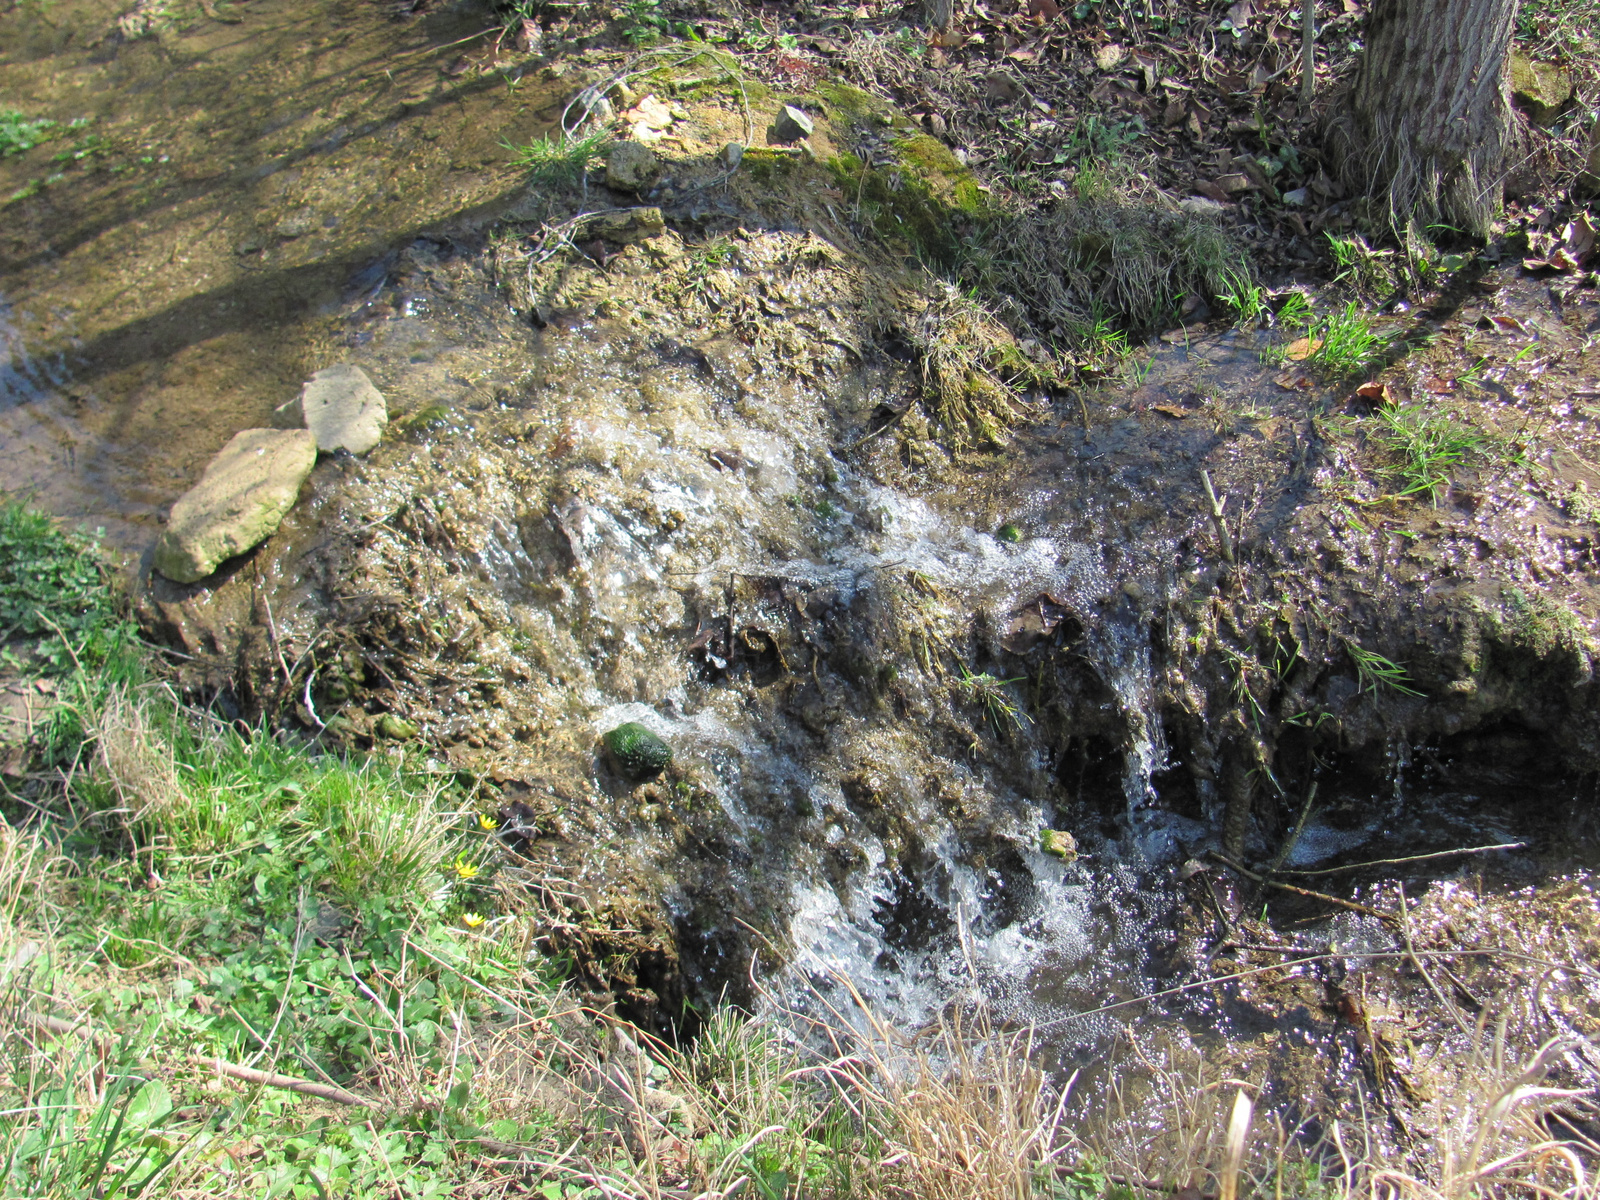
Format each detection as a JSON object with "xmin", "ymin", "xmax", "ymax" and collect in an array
[
  {"xmin": 1193, "ymin": 178, "xmax": 1232, "ymax": 203},
  {"xmin": 1354, "ymin": 380, "xmax": 1393, "ymax": 405},
  {"xmin": 1486, "ymin": 313, "xmax": 1529, "ymax": 334},
  {"xmin": 1284, "ymin": 337, "xmax": 1323, "ymax": 361},
  {"xmin": 1153, "ymin": 404, "xmax": 1189, "ymax": 419},
  {"xmin": 1226, "ymin": 0, "xmax": 1254, "ymax": 26},
  {"xmin": 1424, "ymin": 376, "xmax": 1456, "ymax": 394},
  {"xmin": 1274, "ymin": 372, "xmax": 1313, "ymax": 390},
  {"xmin": 1029, "ymin": 0, "xmax": 1062, "ymax": 19},
  {"xmin": 1215, "ymin": 172, "xmax": 1254, "ymax": 194},
  {"xmin": 1163, "ymin": 100, "xmax": 1187, "ymax": 127},
  {"xmin": 1186, "ymin": 110, "xmax": 1203, "ymax": 138},
  {"xmin": 1093, "ymin": 41, "xmax": 1126, "ymax": 70},
  {"xmin": 986, "ymin": 70, "xmax": 1020, "ymax": 100}
]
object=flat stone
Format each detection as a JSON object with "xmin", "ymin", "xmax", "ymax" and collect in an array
[
  {"xmin": 1510, "ymin": 52, "xmax": 1573, "ymax": 127},
  {"xmin": 274, "ymin": 364, "xmax": 387, "ymax": 455},
  {"xmin": 606, "ymin": 141, "xmax": 659, "ymax": 193},
  {"xmin": 773, "ymin": 105, "xmax": 814, "ymax": 142},
  {"xmin": 153, "ymin": 429, "xmax": 317, "ymax": 584}
]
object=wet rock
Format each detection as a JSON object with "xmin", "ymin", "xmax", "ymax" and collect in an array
[
  {"xmin": 153, "ymin": 429, "xmax": 317, "ymax": 584},
  {"xmin": 604, "ymin": 721, "xmax": 672, "ymax": 781},
  {"xmin": 773, "ymin": 105, "xmax": 814, "ymax": 142},
  {"xmin": 606, "ymin": 141, "xmax": 659, "ymax": 193},
  {"xmin": 273, "ymin": 364, "xmax": 388, "ymax": 455},
  {"xmin": 274, "ymin": 207, "xmax": 318, "ymax": 238},
  {"xmin": 1510, "ymin": 53, "xmax": 1573, "ymax": 127},
  {"xmin": 575, "ymin": 207, "xmax": 665, "ymax": 245}
]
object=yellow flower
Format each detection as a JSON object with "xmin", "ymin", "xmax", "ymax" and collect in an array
[
  {"xmin": 452, "ymin": 856, "xmax": 480, "ymax": 880},
  {"xmin": 461, "ymin": 912, "xmax": 486, "ymax": 929},
  {"xmin": 477, "ymin": 813, "xmax": 500, "ymax": 832}
]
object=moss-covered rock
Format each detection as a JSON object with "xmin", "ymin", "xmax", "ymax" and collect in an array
[{"xmin": 604, "ymin": 721, "xmax": 673, "ymax": 780}]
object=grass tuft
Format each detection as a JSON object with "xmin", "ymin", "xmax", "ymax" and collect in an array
[{"xmin": 503, "ymin": 127, "xmax": 614, "ymax": 187}]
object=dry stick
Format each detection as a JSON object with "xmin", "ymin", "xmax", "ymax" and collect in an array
[
  {"xmin": 1300, "ymin": 0, "xmax": 1315, "ymax": 103},
  {"xmin": 1199, "ymin": 469, "xmax": 1235, "ymax": 563},
  {"xmin": 1274, "ymin": 842, "xmax": 1525, "ymax": 877},
  {"xmin": 1262, "ymin": 780, "xmax": 1318, "ymax": 876},
  {"xmin": 1395, "ymin": 881, "xmax": 1473, "ymax": 1037},
  {"xmin": 1209, "ymin": 851, "xmax": 1398, "ymax": 922},
  {"xmin": 201, "ymin": 1057, "xmax": 375, "ymax": 1108}
]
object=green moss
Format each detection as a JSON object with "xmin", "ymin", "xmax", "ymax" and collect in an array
[
  {"xmin": 740, "ymin": 147, "xmax": 802, "ymax": 183},
  {"xmin": 604, "ymin": 721, "xmax": 673, "ymax": 781}
]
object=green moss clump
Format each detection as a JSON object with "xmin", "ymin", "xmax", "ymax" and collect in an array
[
  {"xmin": 1040, "ymin": 829, "xmax": 1078, "ymax": 860},
  {"xmin": 997, "ymin": 523, "xmax": 1022, "ymax": 544},
  {"xmin": 604, "ymin": 721, "xmax": 673, "ymax": 780}
]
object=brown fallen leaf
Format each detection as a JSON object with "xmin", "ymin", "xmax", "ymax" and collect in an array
[
  {"xmin": 1093, "ymin": 41, "xmax": 1125, "ymax": 69},
  {"xmin": 1030, "ymin": 0, "xmax": 1062, "ymax": 20},
  {"xmin": 1193, "ymin": 178, "xmax": 1232, "ymax": 204},
  {"xmin": 1284, "ymin": 337, "xmax": 1323, "ymax": 361},
  {"xmin": 1354, "ymin": 380, "xmax": 1394, "ymax": 405},
  {"xmin": 1424, "ymin": 376, "xmax": 1456, "ymax": 394},
  {"xmin": 1486, "ymin": 313, "xmax": 1530, "ymax": 334},
  {"xmin": 1274, "ymin": 372, "xmax": 1313, "ymax": 390},
  {"xmin": 1153, "ymin": 404, "xmax": 1189, "ymax": 419}
]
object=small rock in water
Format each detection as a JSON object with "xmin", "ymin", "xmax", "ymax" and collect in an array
[
  {"xmin": 997, "ymin": 523, "xmax": 1022, "ymax": 543},
  {"xmin": 275, "ymin": 364, "xmax": 388, "ymax": 455},
  {"xmin": 604, "ymin": 721, "xmax": 672, "ymax": 781},
  {"xmin": 773, "ymin": 105, "xmax": 814, "ymax": 142},
  {"xmin": 1039, "ymin": 829, "xmax": 1078, "ymax": 861},
  {"xmin": 153, "ymin": 428, "xmax": 317, "ymax": 583},
  {"xmin": 606, "ymin": 141, "xmax": 659, "ymax": 193}
]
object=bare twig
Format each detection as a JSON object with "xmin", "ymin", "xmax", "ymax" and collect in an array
[
  {"xmin": 1396, "ymin": 881, "xmax": 1473, "ymax": 1037},
  {"xmin": 1199, "ymin": 469, "xmax": 1235, "ymax": 564},
  {"xmin": 1209, "ymin": 851, "xmax": 1398, "ymax": 922},
  {"xmin": 1275, "ymin": 842, "xmax": 1525, "ymax": 877},
  {"xmin": 1262, "ymin": 780, "xmax": 1317, "ymax": 876},
  {"xmin": 201, "ymin": 1057, "xmax": 375, "ymax": 1107}
]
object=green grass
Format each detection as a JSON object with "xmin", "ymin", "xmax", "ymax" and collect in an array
[
  {"xmin": 503, "ymin": 127, "xmax": 614, "ymax": 187},
  {"xmin": 1308, "ymin": 301, "xmax": 1385, "ymax": 377},
  {"xmin": 1344, "ymin": 640, "xmax": 1423, "ymax": 696},
  {"xmin": 0, "ymin": 108, "xmax": 55, "ymax": 157},
  {"xmin": 1218, "ymin": 268, "xmax": 1268, "ymax": 328},
  {"xmin": 0, "ymin": 498, "xmax": 135, "ymax": 675},
  {"xmin": 1371, "ymin": 404, "xmax": 1486, "ymax": 501},
  {"xmin": 955, "ymin": 664, "xmax": 1032, "ymax": 732}
]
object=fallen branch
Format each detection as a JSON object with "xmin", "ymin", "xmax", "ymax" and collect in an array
[
  {"xmin": 201, "ymin": 1058, "xmax": 374, "ymax": 1108},
  {"xmin": 1274, "ymin": 842, "xmax": 1525, "ymax": 878},
  {"xmin": 1209, "ymin": 851, "xmax": 1398, "ymax": 922}
]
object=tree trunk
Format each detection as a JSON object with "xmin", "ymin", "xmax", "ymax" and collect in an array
[{"xmin": 1323, "ymin": 0, "xmax": 1518, "ymax": 238}]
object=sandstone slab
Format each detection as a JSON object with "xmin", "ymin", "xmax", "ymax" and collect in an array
[
  {"xmin": 274, "ymin": 364, "xmax": 388, "ymax": 454},
  {"xmin": 153, "ymin": 429, "xmax": 317, "ymax": 584}
]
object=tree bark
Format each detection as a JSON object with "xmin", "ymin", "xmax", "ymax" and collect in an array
[{"xmin": 1324, "ymin": 0, "xmax": 1518, "ymax": 237}]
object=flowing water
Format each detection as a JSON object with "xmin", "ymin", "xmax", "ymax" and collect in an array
[{"xmin": 5, "ymin": 0, "xmax": 1598, "ymax": 1111}]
